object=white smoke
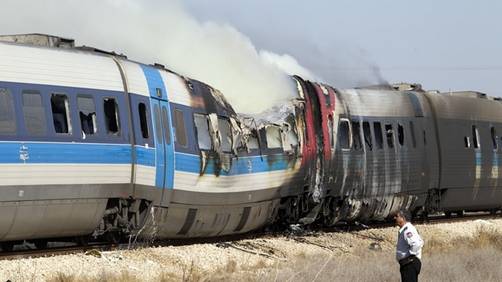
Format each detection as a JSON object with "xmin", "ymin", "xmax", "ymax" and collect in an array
[{"xmin": 0, "ymin": 0, "xmax": 317, "ymax": 113}]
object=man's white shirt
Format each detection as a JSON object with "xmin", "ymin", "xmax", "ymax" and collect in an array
[{"xmin": 396, "ymin": 222, "xmax": 424, "ymax": 261}]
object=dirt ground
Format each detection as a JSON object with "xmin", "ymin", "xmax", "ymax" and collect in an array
[{"xmin": 1, "ymin": 217, "xmax": 501, "ymax": 282}]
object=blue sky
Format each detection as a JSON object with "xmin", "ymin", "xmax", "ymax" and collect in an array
[{"xmin": 185, "ymin": 1, "xmax": 502, "ymax": 95}]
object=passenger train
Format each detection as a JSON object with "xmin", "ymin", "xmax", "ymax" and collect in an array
[{"xmin": 0, "ymin": 34, "xmax": 500, "ymax": 250}]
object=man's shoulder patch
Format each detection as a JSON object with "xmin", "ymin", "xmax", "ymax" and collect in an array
[{"xmin": 406, "ymin": 231, "xmax": 413, "ymax": 238}]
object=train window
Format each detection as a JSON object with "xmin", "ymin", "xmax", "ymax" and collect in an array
[
  {"xmin": 0, "ymin": 88, "xmax": 16, "ymax": 135},
  {"xmin": 397, "ymin": 123, "xmax": 404, "ymax": 146},
  {"xmin": 103, "ymin": 98, "xmax": 120, "ymax": 135},
  {"xmin": 153, "ymin": 105, "xmax": 162, "ymax": 144},
  {"xmin": 193, "ymin": 114, "xmax": 211, "ymax": 150},
  {"xmin": 247, "ymin": 130, "xmax": 259, "ymax": 150},
  {"xmin": 385, "ymin": 124, "xmax": 394, "ymax": 149},
  {"xmin": 285, "ymin": 127, "xmax": 299, "ymax": 149},
  {"xmin": 363, "ymin": 121, "xmax": 372, "ymax": 151},
  {"xmin": 464, "ymin": 136, "xmax": 471, "ymax": 148},
  {"xmin": 161, "ymin": 107, "xmax": 171, "ymax": 144},
  {"xmin": 51, "ymin": 94, "xmax": 72, "ymax": 134},
  {"xmin": 328, "ymin": 116, "xmax": 334, "ymax": 149},
  {"xmin": 174, "ymin": 109, "xmax": 187, "ymax": 147},
  {"xmin": 266, "ymin": 125, "xmax": 282, "ymax": 149},
  {"xmin": 409, "ymin": 121, "xmax": 417, "ymax": 148},
  {"xmin": 138, "ymin": 103, "xmax": 149, "ymax": 139},
  {"xmin": 352, "ymin": 121, "xmax": 362, "ymax": 151},
  {"xmin": 78, "ymin": 96, "xmax": 97, "ymax": 137},
  {"xmin": 472, "ymin": 125, "xmax": 480, "ymax": 149},
  {"xmin": 218, "ymin": 118, "xmax": 232, "ymax": 153},
  {"xmin": 491, "ymin": 126, "xmax": 498, "ymax": 150},
  {"xmin": 338, "ymin": 119, "xmax": 351, "ymax": 150},
  {"xmin": 22, "ymin": 90, "xmax": 47, "ymax": 136},
  {"xmin": 373, "ymin": 122, "xmax": 383, "ymax": 149}
]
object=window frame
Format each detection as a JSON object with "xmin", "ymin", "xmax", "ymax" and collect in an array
[
  {"xmin": 0, "ymin": 88, "xmax": 17, "ymax": 135},
  {"xmin": 373, "ymin": 121, "xmax": 384, "ymax": 150},
  {"xmin": 338, "ymin": 118, "xmax": 352, "ymax": 150},
  {"xmin": 193, "ymin": 113, "xmax": 212, "ymax": 151},
  {"xmin": 21, "ymin": 90, "xmax": 47, "ymax": 136},
  {"xmin": 77, "ymin": 95, "xmax": 98, "ymax": 138},
  {"xmin": 173, "ymin": 108, "xmax": 188, "ymax": 148},
  {"xmin": 103, "ymin": 97, "xmax": 121, "ymax": 136}
]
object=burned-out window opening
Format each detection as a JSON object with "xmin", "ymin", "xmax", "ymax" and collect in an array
[
  {"xmin": 138, "ymin": 103, "xmax": 149, "ymax": 139},
  {"xmin": 285, "ymin": 126, "xmax": 299, "ymax": 150},
  {"xmin": 423, "ymin": 130, "xmax": 427, "ymax": 146},
  {"xmin": 78, "ymin": 96, "xmax": 97, "ymax": 137},
  {"xmin": 398, "ymin": 123, "xmax": 404, "ymax": 146},
  {"xmin": 161, "ymin": 107, "xmax": 171, "ymax": 144},
  {"xmin": 491, "ymin": 126, "xmax": 497, "ymax": 150},
  {"xmin": 374, "ymin": 122, "xmax": 383, "ymax": 149},
  {"xmin": 472, "ymin": 125, "xmax": 480, "ymax": 149},
  {"xmin": 409, "ymin": 121, "xmax": 417, "ymax": 148},
  {"xmin": 464, "ymin": 136, "xmax": 471, "ymax": 148},
  {"xmin": 22, "ymin": 90, "xmax": 47, "ymax": 136},
  {"xmin": 338, "ymin": 119, "xmax": 351, "ymax": 150},
  {"xmin": 385, "ymin": 124, "xmax": 394, "ymax": 149},
  {"xmin": 0, "ymin": 88, "xmax": 16, "ymax": 134},
  {"xmin": 153, "ymin": 105, "xmax": 162, "ymax": 144},
  {"xmin": 218, "ymin": 118, "xmax": 232, "ymax": 153},
  {"xmin": 328, "ymin": 116, "xmax": 334, "ymax": 149},
  {"xmin": 247, "ymin": 130, "xmax": 259, "ymax": 150},
  {"xmin": 363, "ymin": 121, "xmax": 372, "ymax": 151},
  {"xmin": 103, "ymin": 98, "xmax": 120, "ymax": 135},
  {"xmin": 266, "ymin": 125, "xmax": 282, "ymax": 149},
  {"xmin": 352, "ymin": 121, "xmax": 362, "ymax": 151},
  {"xmin": 174, "ymin": 109, "xmax": 187, "ymax": 147},
  {"xmin": 51, "ymin": 94, "xmax": 72, "ymax": 134},
  {"xmin": 193, "ymin": 114, "xmax": 211, "ymax": 150}
]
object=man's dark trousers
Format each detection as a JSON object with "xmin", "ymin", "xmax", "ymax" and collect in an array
[{"xmin": 400, "ymin": 258, "xmax": 421, "ymax": 282}]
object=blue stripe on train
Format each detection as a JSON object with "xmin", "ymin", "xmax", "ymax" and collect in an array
[{"xmin": 175, "ymin": 153, "xmax": 291, "ymax": 175}]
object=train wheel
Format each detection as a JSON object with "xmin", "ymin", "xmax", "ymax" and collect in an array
[
  {"xmin": 33, "ymin": 240, "xmax": 48, "ymax": 249},
  {"xmin": 75, "ymin": 235, "xmax": 90, "ymax": 246},
  {"xmin": 105, "ymin": 232, "xmax": 121, "ymax": 244},
  {"xmin": 1, "ymin": 242, "xmax": 15, "ymax": 252}
]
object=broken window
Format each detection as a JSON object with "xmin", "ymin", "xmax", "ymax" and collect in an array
[
  {"xmin": 138, "ymin": 103, "xmax": 149, "ymax": 139},
  {"xmin": 22, "ymin": 90, "xmax": 47, "ymax": 136},
  {"xmin": 363, "ymin": 121, "xmax": 372, "ymax": 151},
  {"xmin": 464, "ymin": 136, "xmax": 471, "ymax": 148},
  {"xmin": 338, "ymin": 119, "xmax": 351, "ymax": 150},
  {"xmin": 328, "ymin": 116, "xmax": 334, "ymax": 149},
  {"xmin": 398, "ymin": 123, "xmax": 404, "ymax": 146},
  {"xmin": 247, "ymin": 131, "xmax": 259, "ymax": 150},
  {"xmin": 491, "ymin": 126, "xmax": 497, "ymax": 150},
  {"xmin": 266, "ymin": 125, "xmax": 282, "ymax": 149},
  {"xmin": 218, "ymin": 118, "xmax": 232, "ymax": 153},
  {"xmin": 374, "ymin": 122, "xmax": 383, "ymax": 149},
  {"xmin": 286, "ymin": 127, "xmax": 299, "ymax": 149},
  {"xmin": 0, "ymin": 88, "xmax": 16, "ymax": 134},
  {"xmin": 51, "ymin": 94, "xmax": 71, "ymax": 134},
  {"xmin": 385, "ymin": 124, "xmax": 394, "ymax": 149},
  {"xmin": 78, "ymin": 96, "xmax": 97, "ymax": 136},
  {"xmin": 409, "ymin": 121, "xmax": 417, "ymax": 148},
  {"xmin": 174, "ymin": 109, "xmax": 187, "ymax": 147},
  {"xmin": 103, "ymin": 98, "xmax": 120, "ymax": 135},
  {"xmin": 352, "ymin": 121, "xmax": 362, "ymax": 151},
  {"xmin": 194, "ymin": 114, "xmax": 211, "ymax": 150},
  {"xmin": 472, "ymin": 125, "xmax": 480, "ymax": 149}
]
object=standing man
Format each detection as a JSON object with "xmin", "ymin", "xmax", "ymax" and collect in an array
[{"xmin": 395, "ymin": 209, "xmax": 424, "ymax": 282}]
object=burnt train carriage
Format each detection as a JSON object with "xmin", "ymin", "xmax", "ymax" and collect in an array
[
  {"xmin": 0, "ymin": 35, "xmax": 307, "ymax": 246},
  {"xmin": 0, "ymin": 34, "xmax": 501, "ymax": 248}
]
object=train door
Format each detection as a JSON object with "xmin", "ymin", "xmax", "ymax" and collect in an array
[{"xmin": 142, "ymin": 66, "xmax": 175, "ymax": 206}]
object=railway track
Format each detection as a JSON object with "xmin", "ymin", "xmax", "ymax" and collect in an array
[{"xmin": 0, "ymin": 212, "xmax": 499, "ymax": 260}]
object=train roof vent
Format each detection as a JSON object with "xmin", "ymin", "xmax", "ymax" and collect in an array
[
  {"xmin": 447, "ymin": 91, "xmax": 487, "ymax": 99},
  {"xmin": 0, "ymin": 33, "xmax": 75, "ymax": 48}
]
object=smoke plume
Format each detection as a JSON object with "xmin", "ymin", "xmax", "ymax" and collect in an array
[{"xmin": 0, "ymin": 0, "xmax": 317, "ymax": 113}]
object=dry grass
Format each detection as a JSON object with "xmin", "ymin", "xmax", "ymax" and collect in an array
[{"xmin": 46, "ymin": 227, "xmax": 502, "ymax": 282}]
